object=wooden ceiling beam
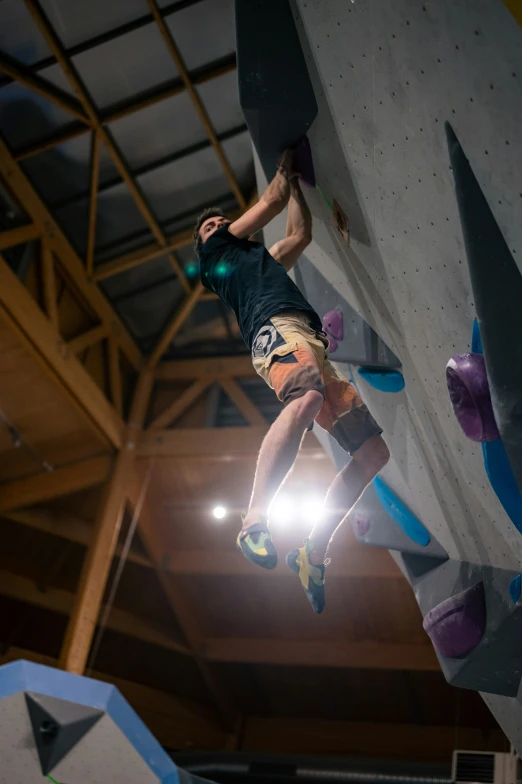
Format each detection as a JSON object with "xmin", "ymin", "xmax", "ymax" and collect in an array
[
  {"xmin": 24, "ymin": 0, "xmax": 190, "ymax": 295},
  {"xmin": 0, "ymin": 137, "xmax": 141, "ymax": 370},
  {"xmin": 0, "ymin": 455, "xmax": 112, "ymax": 513},
  {"xmin": 58, "ymin": 369, "xmax": 155, "ymax": 675},
  {"xmin": 13, "ymin": 56, "xmax": 237, "ymax": 162},
  {"xmin": 0, "ymin": 569, "xmax": 434, "ymax": 671},
  {"xmin": 204, "ymin": 638, "xmax": 439, "ymax": 672},
  {"xmin": 0, "ymin": 259, "xmax": 124, "ymax": 448},
  {"xmin": 4, "ymin": 508, "xmax": 151, "ymax": 568},
  {"xmin": 148, "ymin": 377, "xmax": 214, "ymax": 430},
  {"xmin": 138, "ymin": 426, "xmax": 326, "ymax": 460},
  {"xmin": 0, "ymin": 223, "xmax": 40, "ymax": 251},
  {"xmin": 41, "ymin": 242, "xmax": 59, "ymax": 330},
  {"xmin": 162, "ymin": 548, "xmax": 399, "ymax": 580},
  {"xmin": 92, "ymin": 227, "xmax": 194, "ymax": 283},
  {"xmin": 217, "ymin": 377, "xmax": 266, "ymax": 426},
  {"xmin": 0, "ymin": 51, "xmax": 90, "ymax": 123},
  {"xmin": 157, "ymin": 355, "xmax": 256, "ymax": 380},
  {"xmin": 129, "ymin": 473, "xmax": 237, "ymax": 731},
  {"xmin": 0, "ymin": 570, "xmax": 188, "ymax": 656},
  {"xmin": 68, "ymin": 324, "xmax": 109, "ymax": 356},
  {"xmin": 86, "ymin": 130, "xmax": 101, "ymax": 278},
  {"xmin": 148, "ymin": 282, "xmax": 204, "ymax": 368},
  {"xmin": 0, "ymin": 647, "xmax": 225, "ymax": 750},
  {"xmin": 7, "ymin": 512, "xmax": 399, "ymax": 579},
  {"xmin": 58, "ymin": 449, "xmax": 133, "ymax": 674}
]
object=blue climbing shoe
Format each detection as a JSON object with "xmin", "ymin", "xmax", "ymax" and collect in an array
[
  {"xmin": 286, "ymin": 539, "xmax": 327, "ymax": 614},
  {"xmin": 236, "ymin": 518, "xmax": 277, "ymax": 569}
]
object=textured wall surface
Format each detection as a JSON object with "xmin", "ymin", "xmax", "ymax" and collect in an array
[
  {"xmin": 262, "ymin": 0, "xmax": 522, "ymax": 567},
  {"xmin": 257, "ymin": 0, "xmax": 522, "ymax": 750}
]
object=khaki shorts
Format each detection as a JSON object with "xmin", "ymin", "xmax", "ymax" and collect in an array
[{"xmin": 251, "ymin": 310, "xmax": 382, "ymax": 455}]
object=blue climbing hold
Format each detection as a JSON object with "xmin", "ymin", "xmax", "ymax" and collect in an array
[
  {"xmin": 471, "ymin": 319, "xmax": 483, "ymax": 354},
  {"xmin": 483, "ymin": 440, "xmax": 522, "ymax": 534},
  {"xmin": 373, "ymin": 476, "xmax": 431, "ymax": 546},
  {"xmin": 509, "ymin": 574, "xmax": 521, "ymax": 604},
  {"xmin": 358, "ymin": 368, "xmax": 405, "ymax": 393},
  {"xmin": 472, "ymin": 321, "xmax": 522, "ymax": 534}
]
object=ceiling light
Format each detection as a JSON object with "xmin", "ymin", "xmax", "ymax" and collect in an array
[
  {"xmin": 213, "ymin": 505, "xmax": 227, "ymax": 520},
  {"xmin": 301, "ymin": 497, "xmax": 324, "ymax": 525},
  {"xmin": 270, "ymin": 494, "xmax": 296, "ymax": 525}
]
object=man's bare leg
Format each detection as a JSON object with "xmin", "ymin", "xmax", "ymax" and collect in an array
[
  {"xmin": 242, "ymin": 390, "xmax": 324, "ymax": 529},
  {"xmin": 307, "ymin": 433, "xmax": 390, "ymax": 564}
]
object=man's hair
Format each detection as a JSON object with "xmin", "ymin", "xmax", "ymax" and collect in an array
[{"xmin": 193, "ymin": 207, "xmax": 229, "ymax": 254}]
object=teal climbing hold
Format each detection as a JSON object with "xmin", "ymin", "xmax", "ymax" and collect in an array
[
  {"xmin": 373, "ymin": 476, "xmax": 431, "ymax": 546},
  {"xmin": 509, "ymin": 574, "xmax": 521, "ymax": 604},
  {"xmin": 358, "ymin": 367, "xmax": 405, "ymax": 393}
]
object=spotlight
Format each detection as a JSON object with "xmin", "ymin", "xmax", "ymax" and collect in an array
[
  {"xmin": 213, "ymin": 505, "xmax": 227, "ymax": 520},
  {"xmin": 301, "ymin": 497, "xmax": 324, "ymax": 525},
  {"xmin": 270, "ymin": 494, "xmax": 295, "ymax": 525}
]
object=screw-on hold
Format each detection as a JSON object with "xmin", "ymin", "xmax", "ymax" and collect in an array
[{"xmin": 40, "ymin": 720, "xmax": 58, "ymax": 739}]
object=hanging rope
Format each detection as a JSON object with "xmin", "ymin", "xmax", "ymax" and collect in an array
[{"xmin": 85, "ymin": 459, "xmax": 155, "ymax": 677}]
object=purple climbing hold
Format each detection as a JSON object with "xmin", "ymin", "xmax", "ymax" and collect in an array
[
  {"xmin": 446, "ymin": 353, "xmax": 499, "ymax": 442},
  {"xmin": 352, "ymin": 513, "xmax": 370, "ymax": 537},
  {"xmin": 294, "ymin": 136, "xmax": 316, "ymax": 187},
  {"xmin": 423, "ymin": 582, "xmax": 486, "ymax": 658},
  {"xmin": 323, "ymin": 308, "xmax": 343, "ymax": 341},
  {"xmin": 322, "ymin": 309, "xmax": 344, "ymax": 355}
]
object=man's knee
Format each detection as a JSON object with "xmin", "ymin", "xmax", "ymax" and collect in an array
[
  {"xmin": 290, "ymin": 390, "xmax": 324, "ymax": 427},
  {"xmin": 352, "ymin": 433, "xmax": 390, "ymax": 473}
]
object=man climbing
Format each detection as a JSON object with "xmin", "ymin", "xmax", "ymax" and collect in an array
[{"xmin": 194, "ymin": 148, "xmax": 389, "ymax": 613}]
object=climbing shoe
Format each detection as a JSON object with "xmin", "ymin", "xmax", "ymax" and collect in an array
[
  {"xmin": 236, "ymin": 518, "xmax": 278, "ymax": 569},
  {"xmin": 286, "ymin": 539, "xmax": 327, "ymax": 614}
]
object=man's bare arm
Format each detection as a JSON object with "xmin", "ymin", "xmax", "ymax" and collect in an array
[
  {"xmin": 269, "ymin": 179, "xmax": 312, "ymax": 271},
  {"xmin": 228, "ymin": 150, "xmax": 297, "ymax": 239}
]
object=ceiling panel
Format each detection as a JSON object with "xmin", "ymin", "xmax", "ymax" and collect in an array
[
  {"xmin": 73, "ymin": 24, "xmax": 179, "ymax": 110},
  {"xmin": 0, "ymin": 81, "xmax": 77, "ymax": 151},
  {"xmin": 166, "ymin": 0, "xmax": 236, "ymax": 73},
  {"xmin": 0, "ymin": 0, "xmax": 53, "ymax": 64},
  {"xmin": 109, "ymin": 89, "xmax": 206, "ymax": 171},
  {"xmin": 39, "ymin": 0, "xmax": 148, "ymax": 49},
  {"xmin": 138, "ymin": 144, "xmax": 229, "ymax": 222}
]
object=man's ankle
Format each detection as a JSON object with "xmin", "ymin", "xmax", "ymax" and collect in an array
[
  {"xmin": 308, "ymin": 544, "xmax": 326, "ymax": 566},
  {"xmin": 242, "ymin": 510, "xmax": 266, "ymax": 530}
]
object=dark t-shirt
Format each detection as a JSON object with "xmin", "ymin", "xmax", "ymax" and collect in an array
[{"xmin": 199, "ymin": 225, "xmax": 321, "ymax": 348}]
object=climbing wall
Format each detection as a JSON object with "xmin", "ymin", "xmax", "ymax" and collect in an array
[{"xmin": 249, "ymin": 0, "xmax": 522, "ymax": 751}]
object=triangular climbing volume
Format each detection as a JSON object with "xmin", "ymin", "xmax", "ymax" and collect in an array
[{"xmin": 24, "ymin": 691, "xmax": 104, "ymax": 775}]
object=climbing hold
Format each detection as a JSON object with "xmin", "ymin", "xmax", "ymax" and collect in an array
[
  {"xmin": 294, "ymin": 136, "xmax": 316, "ymax": 187},
  {"xmin": 483, "ymin": 440, "xmax": 522, "ymax": 534},
  {"xmin": 446, "ymin": 122, "xmax": 522, "ymax": 492},
  {"xmin": 446, "ymin": 353, "xmax": 499, "ymax": 442},
  {"xmin": 423, "ymin": 582, "xmax": 486, "ymax": 658},
  {"xmin": 235, "ymin": 0, "xmax": 318, "ymax": 180},
  {"xmin": 25, "ymin": 692, "xmax": 104, "ymax": 775},
  {"xmin": 373, "ymin": 476, "xmax": 430, "ymax": 546},
  {"xmin": 358, "ymin": 367, "xmax": 405, "ymax": 393},
  {"xmin": 509, "ymin": 575, "xmax": 521, "ymax": 604},
  {"xmin": 352, "ymin": 512, "xmax": 370, "ymax": 537},
  {"xmin": 322, "ymin": 308, "xmax": 343, "ymax": 353}
]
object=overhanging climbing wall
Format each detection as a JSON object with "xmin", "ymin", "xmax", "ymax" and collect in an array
[{"xmin": 244, "ymin": 0, "xmax": 522, "ymax": 752}]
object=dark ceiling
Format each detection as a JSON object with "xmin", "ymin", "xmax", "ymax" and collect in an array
[{"xmin": 0, "ymin": 0, "xmax": 256, "ymax": 357}]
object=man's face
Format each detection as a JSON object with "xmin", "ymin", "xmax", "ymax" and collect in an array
[{"xmin": 199, "ymin": 215, "xmax": 229, "ymax": 244}]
